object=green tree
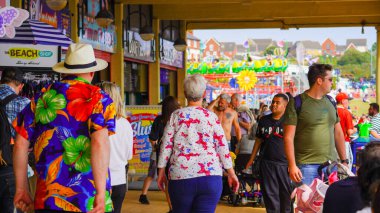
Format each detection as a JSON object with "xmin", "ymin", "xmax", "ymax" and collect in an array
[
  {"xmin": 337, "ymin": 49, "xmax": 370, "ymax": 66},
  {"xmin": 263, "ymin": 46, "xmax": 276, "ymax": 56}
]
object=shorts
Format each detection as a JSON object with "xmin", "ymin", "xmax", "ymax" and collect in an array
[{"xmin": 147, "ymin": 159, "xmax": 157, "ymax": 178}]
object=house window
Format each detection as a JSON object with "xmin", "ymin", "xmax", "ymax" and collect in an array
[
  {"xmin": 189, "ymin": 40, "xmax": 192, "ymax": 47},
  {"xmin": 213, "ymin": 52, "xmax": 217, "ymax": 56},
  {"xmin": 210, "ymin": 44, "xmax": 214, "ymax": 51},
  {"xmin": 206, "ymin": 51, "xmax": 210, "ymax": 56},
  {"xmin": 326, "ymin": 44, "xmax": 330, "ymax": 50}
]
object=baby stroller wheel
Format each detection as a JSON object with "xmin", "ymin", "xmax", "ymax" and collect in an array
[
  {"xmin": 228, "ymin": 194, "xmax": 241, "ymax": 206},
  {"xmin": 233, "ymin": 194, "xmax": 241, "ymax": 206}
]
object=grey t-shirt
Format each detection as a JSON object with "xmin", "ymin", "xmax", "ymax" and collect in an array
[{"xmin": 283, "ymin": 93, "xmax": 339, "ymax": 164}]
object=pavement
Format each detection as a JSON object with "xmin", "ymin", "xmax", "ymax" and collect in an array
[{"xmin": 122, "ymin": 189, "xmax": 266, "ymax": 213}]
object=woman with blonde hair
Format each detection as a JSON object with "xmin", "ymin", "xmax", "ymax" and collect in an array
[{"xmin": 97, "ymin": 81, "xmax": 133, "ymax": 213}]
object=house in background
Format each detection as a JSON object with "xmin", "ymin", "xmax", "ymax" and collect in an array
[
  {"xmin": 203, "ymin": 37, "xmax": 221, "ymax": 59},
  {"xmin": 187, "ymin": 31, "xmax": 201, "ymax": 62},
  {"xmin": 321, "ymin": 38, "xmax": 337, "ymax": 56},
  {"xmin": 336, "ymin": 45, "xmax": 346, "ymax": 56},
  {"xmin": 234, "ymin": 44, "xmax": 246, "ymax": 60},
  {"xmin": 220, "ymin": 42, "xmax": 237, "ymax": 59},
  {"xmin": 249, "ymin": 39, "xmax": 276, "ymax": 55},
  {"xmin": 346, "ymin": 39, "xmax": 368, "ymax": 52},
  {"xmin": 299, "ymin": 40, "xmax": 322, "ymax": 56}
]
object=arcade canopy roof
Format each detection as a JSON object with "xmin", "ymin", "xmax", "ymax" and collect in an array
[{"xmin": 115, "ymin": 0, "xmax": 380, "ymax": 30}]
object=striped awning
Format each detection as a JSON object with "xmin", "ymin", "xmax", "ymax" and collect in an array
[{"xmin": 0, "ymin": 19, "xmax": 72, "ymax": 49}]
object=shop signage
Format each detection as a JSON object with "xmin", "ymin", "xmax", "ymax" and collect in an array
[
  {"xmin": 160, "ymin": 38, "xmax": 184, "ymax": 68},
  {"xmin": 0, "ymin": 44, "xmax": 59, "ymax": 67},
  {"xmin": 125, "ymin": 105, "xmax": 161, "ymax": 176},
  {"xmin": 78, "ymin": 0, "xmax": 116, "ymax": 53},
  {"xmin": 28, "ymin": 0, "xmax": 71, "ymax": 38},
  {"xmin": 124, "ymin": 31, "xmax": 154, "ymax": 62}
]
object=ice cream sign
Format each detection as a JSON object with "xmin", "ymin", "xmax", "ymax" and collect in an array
[{"xmin": 0, "ymin": 43, "xmax": 59, "ymax": 67}]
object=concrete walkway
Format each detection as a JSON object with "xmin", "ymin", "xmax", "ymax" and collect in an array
[{"xmin": 122, "ymin": 190, "xmax": 266, "ymax": 213}]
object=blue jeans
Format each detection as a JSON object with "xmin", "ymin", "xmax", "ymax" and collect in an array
[
  {"xmin": 168, "ymin": 176, "xmax": 222, "ymax": 213},
  {"xmin": 0, "ymin": 168, "xmax": 17, "ymax": 213},
  {"xmin": 297, "ymin": 164, "xmax": 320, "ymax": 186}
]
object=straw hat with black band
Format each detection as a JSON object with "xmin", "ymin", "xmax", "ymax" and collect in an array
[{"xmin": 52, "ymin": 43, "xmax": 108, "ymax": 74}]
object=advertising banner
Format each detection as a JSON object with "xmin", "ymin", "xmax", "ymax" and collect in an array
[
  {"xmin": 28, "ymin": 0, "xmax": 71, "ymax": 38},
  {"xmin": 160, "ymin": 38, "xmax": 184, "ymax": 68},
  {"xmin": 78, "ymin": 0, "xmax": 116, "ymax": 53},
  {"xmin": 124, "ymin": 31, "xmax": 154, "ymax": 62},
  {"xmin": 0, "ymin": 44, "xmax": 59, "ymax": 67},
  {"xmin": 126, "ymin": 105, "xmax": 161, "ymax": 176}
]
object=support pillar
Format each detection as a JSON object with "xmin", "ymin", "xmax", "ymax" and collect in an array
[
  {"xmin": 177, "ymin": 20, "xmax": 187, "ymax": 106},
  {"xmin": 376, "ymin": 26, "xmax": 380, "ymax": 104},
  {"xmin": 148, "ymin": 18, "xmax": 161, "ymax": 104},
  {"xmin": 110, "ymin": 3, "xmax": 125, "ymax": 100},
  {"xmin": 10, "ymin": 0, "xmax": 21, "ymax": 7},
  {"xmin": 69, "ymin": 0, "xmax": 79, "ymax": 43}
]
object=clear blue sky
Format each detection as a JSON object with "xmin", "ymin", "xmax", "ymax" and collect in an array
[{"xmin": 194, "ymin": 27, "xmax": 376, "ymax": 48}]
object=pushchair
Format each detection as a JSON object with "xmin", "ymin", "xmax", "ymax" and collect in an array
[{"xmin": 226, "ymin": 155, "xmax": 264, "ymax": 207}]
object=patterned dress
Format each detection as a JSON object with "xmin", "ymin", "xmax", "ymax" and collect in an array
[
  {"xmin": 157, "ymin": 106, "xmax": 233, "ymax": 180},
  {"xmin": 13, "ymin": 75, "xmax": 116, "ymax": 212}
]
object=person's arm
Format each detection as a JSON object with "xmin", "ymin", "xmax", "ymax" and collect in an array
[
  {"xmin": 226, "ymin": 168, "xmax": 239, "ymax": 193},
  {"xmin": 347, "ymin": 127, "xmax": 357, "ymax": 136},
  {"xmin": 284, "ymin": 124, "xmax": 303, "ymax": 183},
  {"xmin": 245, "ymin": 138, "xmax": 262, "ymax": 169},
  {"xmin": 334, "ymin": 123, "xmax": 347, "ymax": 166},
  {"xmin": 90, "ymin": 128, "xmax": 110, "ymax": 213},
  {"xmin": 157, "ymin": 168, "xmax": 167, "ymax": 191},
  {"xmin": 157, "ymin": 116, "xmax": 175, "ymax": 169},
  {"xmin": 233, "ymin": 112, "xmax": 242, "ymax": 142},
  {"xmin": 206, "ymin": 96, "xmax": 219, "ymax": 111},
  {"xmin": 13, "ymin": 134, "xmax": 33, "ymax": 212},
  {"xmin": 149, "ymin": 139, "xmax": 158, "ymax": 148},
  {"xmin": 126, "ymin": 121, "xmax": 134, "ymax": 161},
  {"xmin": 239, "ymin": 112, "xmax": 251, "ymax": 131},
  {"xmin": 370, "ymin": 130, "xmax": 380, "ymax": 138},
  {"xmin": 345, "ymin": 112, "xmax": 357, "ymax": 137}
]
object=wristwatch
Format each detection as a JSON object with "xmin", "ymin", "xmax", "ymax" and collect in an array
[{"xmin": 340, "ymin": 159, "xmax": 349, "ymax": 164}]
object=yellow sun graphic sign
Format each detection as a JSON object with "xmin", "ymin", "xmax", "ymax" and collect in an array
[{"xmin": 236, "ymin": 70, "xmax": 258, "ymax": 91}]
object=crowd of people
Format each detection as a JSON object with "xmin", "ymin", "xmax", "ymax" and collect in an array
[{"xmin": 0, "ymin": 43, "xmax": 379, "ymax": 213}]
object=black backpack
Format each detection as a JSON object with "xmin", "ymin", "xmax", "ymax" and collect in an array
[{"xmin": 0, "ymin": 93, "xmax": 18, "ymax": 167}]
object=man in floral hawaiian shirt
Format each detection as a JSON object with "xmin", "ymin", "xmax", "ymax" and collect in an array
[{"xmin": 12, "ymin": 44, "xmax": 116, "ymax": 213}]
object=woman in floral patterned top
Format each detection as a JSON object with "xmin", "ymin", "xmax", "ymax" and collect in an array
[{"xmin": 157, "ymin": 74, "xmax": 239, "ymax": 213}]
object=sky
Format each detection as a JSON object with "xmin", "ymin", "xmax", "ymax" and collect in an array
[{"xmin": 194, "ymin": 27, "xmax": 377, "ymax": 48}]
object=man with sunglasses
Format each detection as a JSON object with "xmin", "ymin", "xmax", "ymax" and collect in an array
[{"xmin": 283, "ymin": 63, "xmax": 348, "ymax": 186}]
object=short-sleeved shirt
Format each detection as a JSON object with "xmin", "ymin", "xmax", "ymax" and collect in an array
[
  {"xmin": 283, "ymin": 93, "xmax": 339, "ymax": 164},
  {"xmin": 149, "ymin": 115, "xmax": 165, "ymax": 159},
  {"xmin": 157, "ymin": 106, "xmax": 233, "ymax": 180},
  {"xmin": 13, "ymin": 75, "xmax": 116, "ymax": 212},
  {"xmin": 337, "ymin": 106, "xmax": 354, "ymax": 142},
  {"xmin": 0, "ymin": 84, "xmax": 30, "ymax": 138},
  {"xmin": 149, "ymin": 115, "xmax": 165, "ymax": 143},
  {"xmin": 370, "ymin": 113, "xmax": 380, "ymax": 134},
  {"xmin": 256, "ymin": 114, "xmax": 287, "ymax": 164},
  {"xmin": 232, "ymin": 111, "xmax": 251, "ymax": 136}
]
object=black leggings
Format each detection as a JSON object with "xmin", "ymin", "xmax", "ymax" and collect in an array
[{"xmin": 111, "ymin": 184, "xmax": 127, "ymax": 213}]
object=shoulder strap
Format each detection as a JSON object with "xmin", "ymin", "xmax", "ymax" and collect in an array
[
  {"xmin": 0, "ymin": 93, "xmax": 18, "ymax": 108},
  {"xmin": 325, "ymin": 95, "xmax": 337, "ymax": 109},
  {"xmin": 294, "ymin": 94, "xmax": 302, "ymax": 115}
]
